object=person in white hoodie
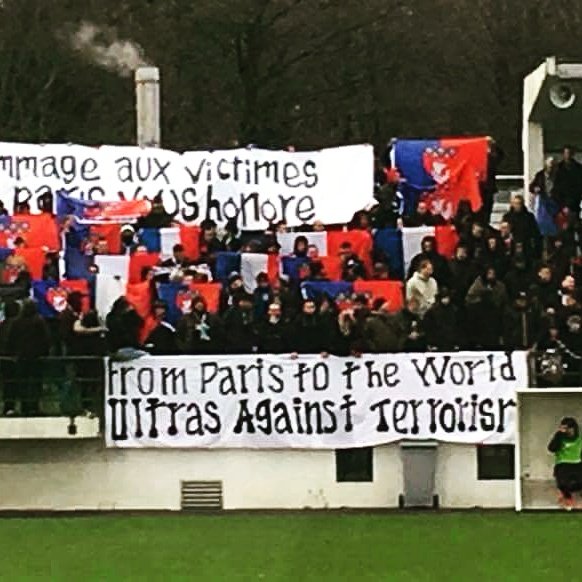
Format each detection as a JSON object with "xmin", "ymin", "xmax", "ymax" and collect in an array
[{"xmin": 406, "ymin": 259, "xmax": 438, "ymax": 317}]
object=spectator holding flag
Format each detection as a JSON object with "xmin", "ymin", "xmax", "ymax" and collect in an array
[{"xmin": 405, "ymin": 259, "xmax": 438, "ymax": 317}]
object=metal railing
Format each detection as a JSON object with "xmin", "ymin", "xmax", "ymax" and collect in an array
[{"xmin": 0, "ymin": 356, "xmax": 104, "ymax": 420}]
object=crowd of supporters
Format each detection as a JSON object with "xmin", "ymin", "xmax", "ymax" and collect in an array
[{"xmin": 1, "ymin": 143, "xmax": 582, "ymax": 413}]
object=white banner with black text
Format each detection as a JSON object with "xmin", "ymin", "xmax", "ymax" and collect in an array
[
  {"xmin": 105, "ymin": 352, "xmax": 527, "ymax": 449},
  {"xmin": 0, "ymin": 142, "xmax": 373, "ymax": 229}
]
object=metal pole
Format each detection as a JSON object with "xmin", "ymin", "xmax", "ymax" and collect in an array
[{"xmin": 135, "ymin": 66, "xmax": 160, "ymax": 147}]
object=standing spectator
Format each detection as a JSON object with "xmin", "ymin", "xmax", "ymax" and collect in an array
[
  {"xmin": 407, "ymin": 236, "xmax": 450, "ymax": 287},
  {"xmin": 405, "ymin": 259, "xmax": 438, "ymax": 317},
  {"xmin": 256, "ymin": 303, "xmax": 289, "ymax": 354},
  {"xmin": 462, "ymin": 221, "xmax": 487, "ymax": 258},
  {"xmin": 453, "ymin": 200, "xmax": 475, "ymax": 240},
  {"xmin": 369, "ymin": 183, "xmax": 402, "ymax": 229},
  {"xmin": 222, "ymin": 293, "xmax": 257, "ymax": 354},
  {"xmin": 289, "ymin": 300, "xmax": 329, "ymax": 355},
  {"xmin": 106, "ymin": 297, "xmax": 143, "ymax": 352},
  {"xmin": 220, "ymin": 272, "xmax": 245, "ymax": 312},
  {"xmin": 338, "ymin": 294, "xmax": 369, "ymax": 355},
  {"xmin": 175, "ymin": 296, "xmax": 223, "ymax": 355},
  {"xmin": 253, "ymin": 272, "xmax": 273, "ymax": 320},
  {"xmin": 502, "ymin": 194, "xmax": 542, "ymax": 259},
  {"xmin": 199, "ymin": 220, "xmax": 225, "ymax": 269},
  {"xmin": 483, "ymin": 234, "xmax": 509, "ymax": 279},
  {"xmin": 42, "ymin": 252, "xmax": 60, "ymax": 282},
  {"xmin": 465, "ymin": 267, "xmax": 508, "ymax": 349},
  {"xmin": 292, "ymin": 236, "xmax": 309, "ymax": 258},
  {"xmin": 144, "ymin": 301, "xmax": 176, "ymax": 355},
  {"xmin": 222, "ymin": 218, "xmax": 242, "ymax": 252},
  {"xmin": 449, "ymin": 244, "xmax": 476, "ymax": 308},
  {"xmin": 503, "ymin": 293, "xmax": 540, "ymax": 350},
  {"xmin": 554, "ymin": 146, "xmax": 582, "ymax": 224},
  {"xmin": 7, "ymin": 299, "xmax": 51, "ymax": 415},
  {"xmin": 530, "ymin": 157, "xmax": 559, "ymax": 236},
  {"xmin": 529, "ymin": 265, "xmax": 560, "ymax": 312},
  {"xmin": 497, "ymin": 221, "xmax": 513, "ymax": 256},
  {"xmin": 394, "ymin": 297, "xmax": 427, "ymax": 352},
  {"xmin": 546, "ymin": 235, "xmax": 571, "ymax": 285},
  {"xmin": 136, "ymin": 194, "xmax": 173, "ymax": 229},
  {"xmin": 423, "ymin": 288, "xmax": 462, "ymax": 350},
  {"xmin": 364, "ymin": 299, "xmax": 403, "ymax": 352},
  {"xmin": 504, "ymin": 256, "xmax": 534, "ymax": 302}
]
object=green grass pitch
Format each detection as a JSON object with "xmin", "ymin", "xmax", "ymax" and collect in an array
[{"xmin": 0, "ymin": 512, "xmax": 579, "ymax": 580}]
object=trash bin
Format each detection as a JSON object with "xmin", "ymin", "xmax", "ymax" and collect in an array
[{"xmin": 399, "ymin": 441, "xmax": 439, "ymax": 509}]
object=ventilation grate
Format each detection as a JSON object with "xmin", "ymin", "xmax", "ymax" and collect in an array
[{"xmin": 181, "ymin": 480, "xmax": 223, "ymax": 511}]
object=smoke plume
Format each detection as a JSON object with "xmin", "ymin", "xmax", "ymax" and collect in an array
[{"xmin": 69, "ymin": 22, "xmax": 149, "ymax": 77}]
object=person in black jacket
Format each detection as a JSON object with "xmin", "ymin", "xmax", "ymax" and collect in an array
[
  {"xmin": 106, "ymin": 297, "xmax": 143, "ymax": 352},
  {"xmin": 7, "ymin": 299, "xmax": 51, "ymax": 415},
  {"xmin": 256, "ymin": 303, "xmax": 289, "ymax": 354},
  {"xmin": 554, "ymin": 146, "xmax": 582, "ymax": 221},
  {"xmin": 144, "ymin": 301, "xmax": 176, "ymax": 356},
  {"xmin": 289, "ymin": 300, "xmax": 330, "ymax": 355},
  {"xmin": 176, "ymin": 296, "xmax": 223, "ymax": 355},
  {"xmin": 423, "ymin": 288, "xmax": 462, "ymax": 351},
  {"xmin": 222, "ymin": 293, "xmax": 257, "ymax": 354},
  {"xmin": 502, "ymin": 195, "xmax": 542, "ymax": 259}
]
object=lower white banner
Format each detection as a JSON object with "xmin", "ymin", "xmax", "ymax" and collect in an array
[{"xmin": 105, "ymin": 351, "xmax": 528, "ymax": 449}]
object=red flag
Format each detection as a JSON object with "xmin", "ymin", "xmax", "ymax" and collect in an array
[
  {"xmin": 0, "ymin": 214, "xmax": 59, "ymax": 250},
  {"xmin": 434, "ymin": 225, "xmax": 459, "ymax": 259},
  {"xmin": 353, "ymin": 281, "xmax": 404, "ymax": 312},
  {"xmin": 15, "ymin": 247, "xmax": 45, "ymax": 279},
  {"xmin": 128, "ymin": 251, "xmax": 160, "ymax": 284},
  {"xmin": 422, "ymin": 137, "xmax": 488, "ymax": 216},
  {"xmin": 318, "ymin": 256, "xmax": 342, "ymax": 281},
  {"xmin": 190, "ymin": 283, "xmax": 222, "ymax": 313},
  {"xmin": 178, "ymin": 225, "xmax": 200, "ymax": 261}
]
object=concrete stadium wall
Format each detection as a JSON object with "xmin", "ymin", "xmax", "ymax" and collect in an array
[{"xmin": 0, "ymin": 440, "xmax": 513, "ymax": 510}]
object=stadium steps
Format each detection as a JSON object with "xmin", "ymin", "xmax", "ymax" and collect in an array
[{"xmin": 181, "ymin": 481, "xmax": 223, "ymax": 511}]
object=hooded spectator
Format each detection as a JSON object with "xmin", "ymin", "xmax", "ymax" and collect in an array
[
  {"xmin": 466, "ymin": 267, "xmax": 507, "ymax": 349},
  {"xmin": 120, "ymin": 224, "xmax": 139, "ymax": 254},
  {"xmin": 348, "ymin": 210, "xmax": 372, "ymax": 231},
  {"xmin": 222, "ymin": 292, "xmax": 257, "ymax": 354},
  {"xmin": 405, "ymin": 259, "xmax": 438, "ymax": 317},
  {"xmin": 449, "ymin": 244, "xmax": 476, "ymax": 308},
  {"xmin": 289, "ymin": 299, "xmax": 331, "ymax": 355},
  {"xmin": 220, "ymin": 271, "xmax": 245, "ymax": 312},
  {"xmin": 503, "ymin": 293, "xmax": 540, "ymax": 350},
  {"xmin": 144, "ymin": 301, "xmax": 176, "ymax": 356},
  {"xmin": 106, "ymin": 297, "xmax": 143, "ymax": 352},
  {"xmin": 175, "ymin": 295, "xmax": 223, "ymax": 355},
  {"xmin": 503, "ymin": 256, "xmax": 534, "ymax": 302},
  {"xmin": 423, "ymin": 288, "xmax": 462, "ymax": 350},
  {"xmin": 407, "ymin": 236, "xmax": 450, "ymax": 287},
  {"xmin": 256, "ymin": 303, "xmax": 289, "ymax": 354},
  {"xmin": 502, "ymin": 195, "xmax": 542, "ymax": 259}
]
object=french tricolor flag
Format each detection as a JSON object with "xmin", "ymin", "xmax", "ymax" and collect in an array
[{"xmin": 216, "ymin": 252, "xmax": 280, "ymax": 292}]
